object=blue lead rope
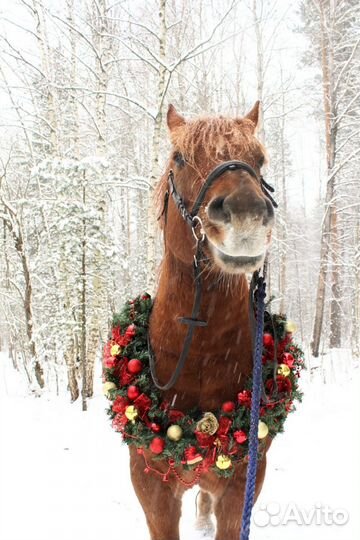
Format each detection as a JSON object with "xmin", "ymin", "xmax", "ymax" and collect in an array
[{"xmin": 240, "ymin": 277, "xmax": 267, "ymax": 540}]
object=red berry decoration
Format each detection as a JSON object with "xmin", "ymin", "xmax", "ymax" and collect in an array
[
  {"xmin": 237, "ymin": 390, "xmax": 252, "ymax": 407},
  {"xmin": 127, "ymin": 385, "xmax": 140, "ymax": 400},
  {"xmin": 150, "ymin": 422, "xmax": 161, "ymax": 433},
  {"xmin": 112, "ymin": 395, "xmax": 129, "ymax": 413},
  {"xmin": 125, "ymin": 324, "xmax": 136, "ymax": 338},
  {"xmin": 263, "ymin": 333, "xmax": 274, "ymax": 348},
  {"xmin": 234, "ymin": 430, "xmax": 247, "ymax": 444},
  {"xmin": 150, "ymin": 437, "xmax": 165, "ymax": 454},
  {"xmin": 222, "ymin": 401, "xmax": 235, "ymax": 413},
  {"xmin": 127, "ymin": 358, "xmax": 143, "ymax": 374},
  {"xmin": 282, "ymin": 352, "xmax": 295, "ymax": 368}
]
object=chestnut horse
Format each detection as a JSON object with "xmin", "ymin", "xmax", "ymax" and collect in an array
[{"xmin": 129, "ymin": 102, "xmax": 274, "ymax": 540}]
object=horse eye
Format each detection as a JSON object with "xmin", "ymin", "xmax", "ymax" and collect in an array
[
  {"xmin": 173, "ymin": 152, "xmax": 185, "ymax": 167},
  {"xmin": 258, "ymin": 156, "xmax": 265, "ymax": 168}
]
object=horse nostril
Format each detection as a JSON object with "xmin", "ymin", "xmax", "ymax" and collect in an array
[{"xmin": 208, "ymin": 196, "xmax": 231, "ymax": 223}]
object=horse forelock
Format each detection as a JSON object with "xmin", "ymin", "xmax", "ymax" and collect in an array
[
  {"xmin": 155, "ymin": 115, "xmax": 266, "ymax": 228},
  {"xmin": 170, "ymin": 116, "xmax": 261, "ymax": 166}
]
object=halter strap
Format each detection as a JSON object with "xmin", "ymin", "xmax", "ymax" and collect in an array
[
  {"xmin": 148, "ymin": 240, "xmax": 206, "ymax": 391},
  {"xmin": 191, "ymin": 160, "xmax": 259, "ymax": 217}
]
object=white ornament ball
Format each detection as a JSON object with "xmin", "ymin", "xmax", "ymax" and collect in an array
[
  {"xmin": 258, "ymin": 421, "xmax": 269, "ymax": 439},
  {"xmin": 103, "ymin": 381, "xmax": 116, "ymax": 398},
  {"xmin": 166, "ymin": 425, "xmax": 183, "ymax": 441}
]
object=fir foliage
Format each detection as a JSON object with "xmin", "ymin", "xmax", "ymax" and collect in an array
[{"xmin": 103, "ymin": 295, "xmax": 305, "ymax": 479}]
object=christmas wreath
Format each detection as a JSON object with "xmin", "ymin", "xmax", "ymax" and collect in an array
[{"xmin": 103, "ymin": 294, "xmax": 304, "ymax": 482}]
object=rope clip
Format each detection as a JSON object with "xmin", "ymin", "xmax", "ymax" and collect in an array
[{"xmin": 191, "ymin": 216, "xmax": 205, "ymax": 244}]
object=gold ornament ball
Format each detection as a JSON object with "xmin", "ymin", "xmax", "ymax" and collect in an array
[
  {"xmin": 285, "ymin": 320, "xmax": 297, "ymax": 334},
  {"xmin": 102, "ymin": 381, "xmax": 116, "ymax": 397},
  {"xmin": 258, "ymin": 421, "xmax": 269, "ymax": 439},
  {"xmin": 277, "ymin": 363, "xmax": 291, "ymax": 377},
  {"xmin": 166, "ymin": 425, "xmax": 183, "ymax": 441},
  {"xmin": 125, "ymin": 405, "xmax": 138, "ymax": 423},
  {"xmin": 110, "ymin": 344, "xmax": 121, "ymax": 356},
  {"xmin": 216, "ymin": 454, "xmax": 232, "ymax": 470}
]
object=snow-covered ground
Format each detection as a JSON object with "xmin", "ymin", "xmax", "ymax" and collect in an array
[{"xmin": 0, "ymin": 351, "xmax": 359, "ymax": 540}]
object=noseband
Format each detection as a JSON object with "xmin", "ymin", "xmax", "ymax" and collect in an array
[
  {"xmin": 149, "ymin": 160, "xmax": 277, "ymax": 391},
  {"xmin": 167, "ymin": 159, "xmax": 277, "ymax": 234}
]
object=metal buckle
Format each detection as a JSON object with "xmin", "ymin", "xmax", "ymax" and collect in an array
[{"xmin": 191, "ymin": 216, "xmax": 205, "ymax": 243}]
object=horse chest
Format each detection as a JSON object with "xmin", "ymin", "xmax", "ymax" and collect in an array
[{"xmin": 157, "ymin": 346, "xmax": 252, "ymax": 411}]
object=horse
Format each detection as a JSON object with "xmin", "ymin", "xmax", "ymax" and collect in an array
[{"xmin": 128, "ymin": 102, "xmax": 275, "ymax": 540}]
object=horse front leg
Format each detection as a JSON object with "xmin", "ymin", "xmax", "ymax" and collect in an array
[
  {"xmin": 195, "ymin": 490, "xmax": 215, "ymax": 533},
  {"xmin": 213, "ymin": 456, "xmax": 267, "ymax": 540},
  {"xmin": 129, "ymin": 446, "xmax": 183, "ymax": 540}
]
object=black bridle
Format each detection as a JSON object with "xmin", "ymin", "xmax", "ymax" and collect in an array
[{"xmin": 149, "ymin": 160, "xmax": 277, "ymax": 391}]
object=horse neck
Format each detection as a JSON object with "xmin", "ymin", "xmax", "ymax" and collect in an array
[
  {"xmin": 154, "ymin": 247, "xmax": 250, "ymax": 339},
  {"xmin": 151, "ymin": 247, "xmax": 253, "ymax": 409}
]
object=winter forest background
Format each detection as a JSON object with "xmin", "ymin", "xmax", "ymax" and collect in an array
[
  {"xmin": 0, "ymin": 0, "xmax": 359, "ymax": 406},
  {"xmin": 0, "ymin": 2, "xmax": 359, "ymax": 540}
]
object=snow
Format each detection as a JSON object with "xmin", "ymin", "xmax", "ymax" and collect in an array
[{"xmin": 0, "ymin": 352, "xmax": 359, "ymax": 540}]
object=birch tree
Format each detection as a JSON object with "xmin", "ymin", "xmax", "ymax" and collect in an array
[{"xmin": 301, "ymin": 0, "xmax": 360, "ymax": 356}]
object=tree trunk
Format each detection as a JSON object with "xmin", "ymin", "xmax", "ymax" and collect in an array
[
  {"xmin": 252, "ymin": 0, "xmax": 265, "ymax": 144},
  {"xmin": 92, "ymin": 0, "xmax": 111, "ymax": 155},
  {"xmin": 279, "ymin": 66, "xmax": 288, "ymax": 313},
  {"xmin": 64, "ymin": 339, "xmax": 79, "ymax": 402},
  {"xmin": 66, "ymin": 0, "xmax": 80, "ymax": 156},
  {"xmin": 19, "ymin": 229, "xmax": 44, "ymax": 388},
  {"xmin": 85, "ymin": 326, "xmax": 99, "ymax": 398},
  {"xmin": 146, "ymin": 0, "xmax": 167, "ymax": 293},
  {"xmin": 352, "ymin": 216, "xmax": 360, "ymax": 357},
  {"xmin": 311, "ymin": 0, "xmax": 338, "ymax": 356},
  {"xmin": 32, "ymin": 0, "xmax": 58, "ymax": 154},
  {"xmin": 81, "ymin": 179, "xmax": 87, "ymax": 411},
  {"xmin": 329, "ymin": 211, "xmax": 341, "ymax": 347}
]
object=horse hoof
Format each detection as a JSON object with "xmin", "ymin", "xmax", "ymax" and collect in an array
[{"xmin": 194, "ymin": 518, "xmax": 215, "ymax": 536}]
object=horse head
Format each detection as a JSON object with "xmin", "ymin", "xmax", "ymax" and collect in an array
[{"xmin": 158, "ymin": 103, "xmax": 274, "ymax": 274}]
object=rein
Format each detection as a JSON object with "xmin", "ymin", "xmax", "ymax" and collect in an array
[{"xmin": 240, "ymin": 272, "xmax": 266, "ymax": 540}]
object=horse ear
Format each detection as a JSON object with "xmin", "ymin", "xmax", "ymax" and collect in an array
[
  {"xmin": 167, "ymin": 104, "xmax": 186, "ymax": 131},
  {"xmin": 244, "ymin": 100, "xmax": 261, "ymax": 130}
]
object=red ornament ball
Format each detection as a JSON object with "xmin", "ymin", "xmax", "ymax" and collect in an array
[
  {"xmin": 234, "ymin": 430, "xmax": 248, "ymax": 444},
  {"xmin": 150, "ymin": 437, "xmax": 165, "ymax": 454},
  {"xmin": 222, "ymin": 401, "xmax": 236, "ymax": 413},
  {"xmin": 127, "ymin": 385, "xmax": 140, "ymax": 400},
  {"xmin": 263, "ymin": 333, "xmax": 274, "ymax": 348},
  {"xmin": 125, "ymin": 324, "xmax": 136, "ymax": 337},
  {"xmin": 127, "ymin": 358, "xmax": 143, "ymax": 374},
  {"xmin": 282, "ymin": 352, "xmax": 295, "ymax": 368},
  {"xmin": 150, "ymin": 422, "xmax": 161, "ymax": 433}
]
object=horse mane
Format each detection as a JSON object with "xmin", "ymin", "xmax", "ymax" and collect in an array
[
  {"xmin": 170, "ymin": 116, "xmax": 260, "ymax": 165},
  {"xmin": 155, "ymin": 115, "xmax": 265, "ymax": 227}
]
